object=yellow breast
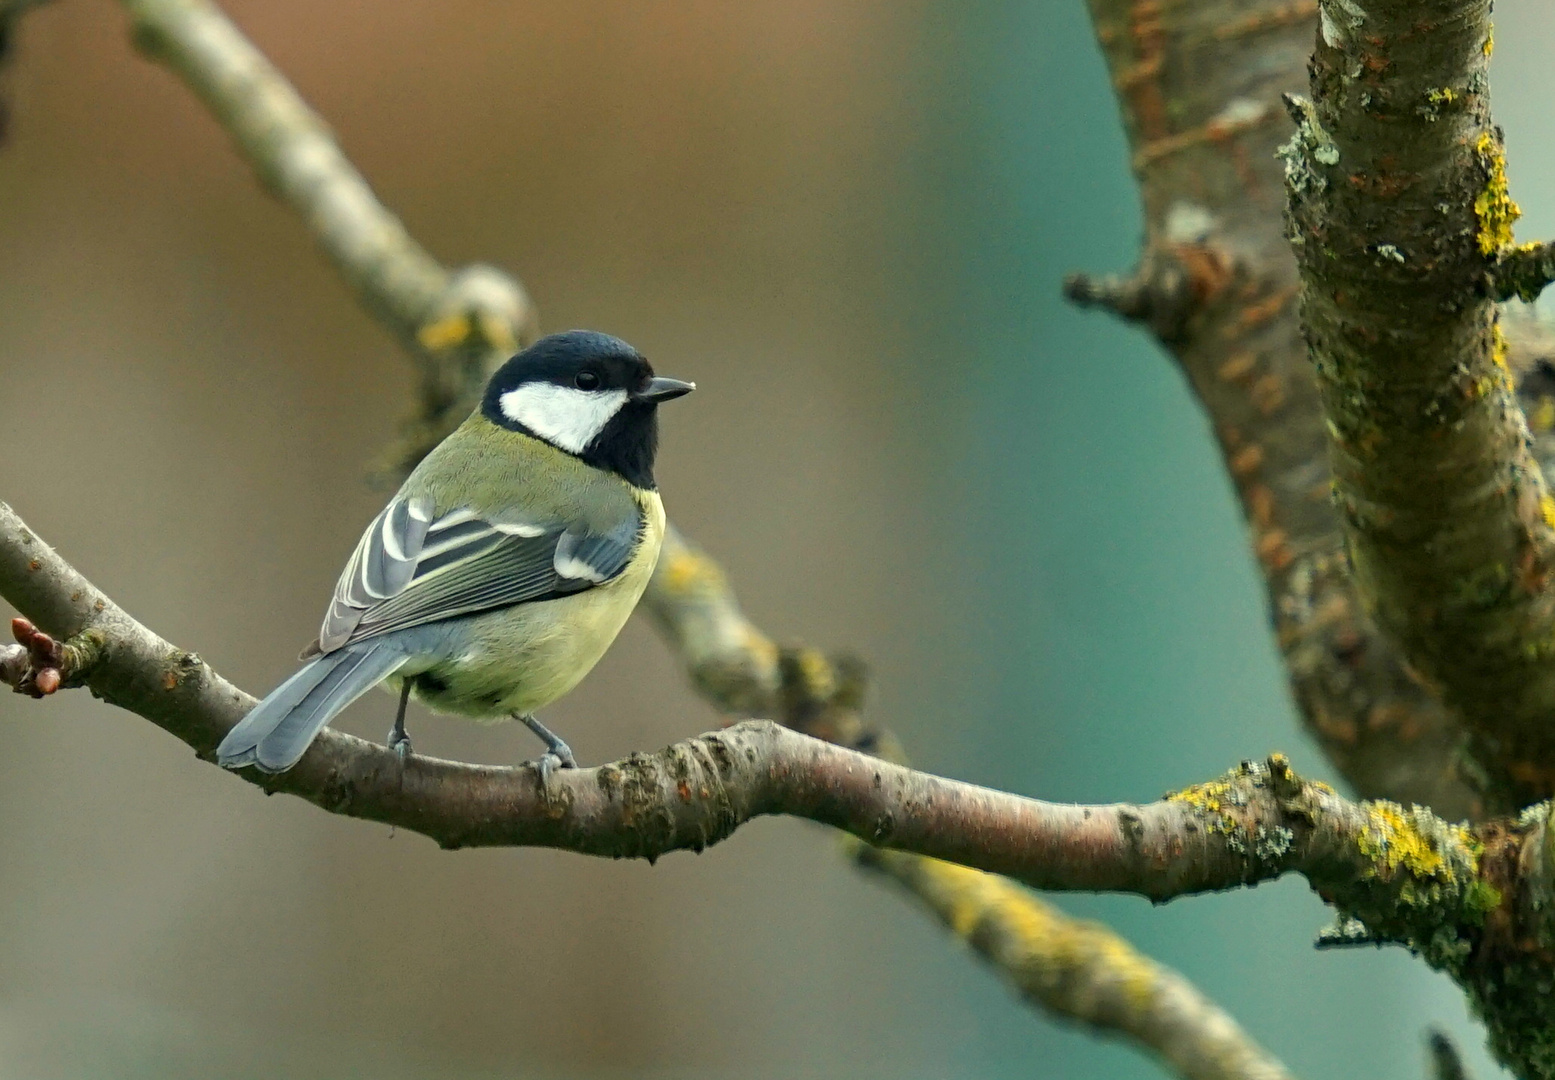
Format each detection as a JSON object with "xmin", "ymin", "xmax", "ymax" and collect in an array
[{"xmin": 398, "ymin": 488, "xmax": 666, "ymax": 720}]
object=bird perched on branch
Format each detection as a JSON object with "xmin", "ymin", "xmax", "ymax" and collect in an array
[{"xmin": 217, "ymin": 330, "xmax": 694, "ymax": 775}]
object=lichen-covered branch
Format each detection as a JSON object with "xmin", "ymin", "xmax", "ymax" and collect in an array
[
  {"xmin": 0, "ymin": 504, "xmax": 1445, "ymax": 894},
  {"xmin": 1082, "ymin": 0, "xmax": 1555, "ymax": 820},
  {"xmin": 1078, "ymin": 0, "xmax": 1478, "ymax": 818},
  {"xmin": 1488, "ymin": 241, "xmax": 1555, "ymax": 304},
  {"xmin": 0, "ymin": 503, "xmax": 1506, "ymax": 910},
  {"xmin": 1281, "ymin": 0, "xmax": 1555, "ymax": 808}
]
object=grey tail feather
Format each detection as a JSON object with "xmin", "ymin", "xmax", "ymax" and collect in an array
[{"xmin": 217, "ymin": 643, "xmax": 407, "ymax": 774}]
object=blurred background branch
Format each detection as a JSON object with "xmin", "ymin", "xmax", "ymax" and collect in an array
[
  {"xmin": 1429, "ymin": 1029, "xmax": 1474, "ymax": 1080},
  {"xmin": 0, "ymin": 0, "xmax": 54, "ymax": 144},
  {"xmin": 124, "ymin": 0, "xmax": 540, "ymax": 479},
  {"xmin": 856, "ymin": 851, "xmax": 1295, "ymax": 1080}
]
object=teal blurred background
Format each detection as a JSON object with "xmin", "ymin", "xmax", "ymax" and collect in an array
[{"xmin": 1, "ymin": 1, "xmax": 1549, "ymax": 1077}]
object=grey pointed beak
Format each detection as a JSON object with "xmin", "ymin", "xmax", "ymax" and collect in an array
[{"xmin": 636, "ymin": 376, "xmax": 696, "ymax": 403}]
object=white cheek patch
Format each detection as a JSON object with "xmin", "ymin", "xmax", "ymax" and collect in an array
[{"xmin": 498, "ymin": 384, "xmax": 629, "ymax": 454}]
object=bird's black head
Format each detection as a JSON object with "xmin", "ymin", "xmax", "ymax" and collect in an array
[{"xmin": 481, "ymin": 330, "xmax": 694, "ymax": 489}]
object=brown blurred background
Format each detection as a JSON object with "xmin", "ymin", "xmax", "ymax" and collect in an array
[
  {"xmin": 0, "ymin": 2, "xmax": 966, "ymax": 1077},
  {"xmin": 2, "ymin": 1, "xmax": 1551, "ymax": 1078}
]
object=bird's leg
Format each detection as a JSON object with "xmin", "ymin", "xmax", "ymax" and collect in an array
[
  {"xmin": 388, "ymin": 680, "xmax": 413, "ymax": 761},
  {"xmin": 520, "ymin": 714, "xmax": 578, "ymax": 784}
]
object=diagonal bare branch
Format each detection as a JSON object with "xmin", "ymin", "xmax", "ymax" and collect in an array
[{"xmin": 122, "ymin": 0, "xmax": 539, "ymax": 477}]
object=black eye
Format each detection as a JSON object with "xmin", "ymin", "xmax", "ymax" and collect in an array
[{"xmin": 575, "ymin": 370, "xmax": 601, "ymax": 391}]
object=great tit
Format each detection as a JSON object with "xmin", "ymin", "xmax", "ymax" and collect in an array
[{"xmin": 216, "ymin": 330, "xmax": 694, "ymax": 774}]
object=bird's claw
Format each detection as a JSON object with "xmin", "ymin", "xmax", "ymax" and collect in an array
[
  {"xmin": 388, "ymin": 730, "xmax": 413, "ymax": 762},
  {"xmin": 520, "ymin": 714, "xmax": 578, "ymax": 786},
  {"xmin": 532, "ymin": 746, "xmax": 578, "ymax": 789}
]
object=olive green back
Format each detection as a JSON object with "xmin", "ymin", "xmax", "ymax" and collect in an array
[{"xmin": 400, "ymin": 413, "xmax": 641, "ymax": 532}]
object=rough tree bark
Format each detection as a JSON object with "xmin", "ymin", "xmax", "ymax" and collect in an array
[
  {"xmin": 1286, "ymin": 0, "xmax": 1555, "ymax": 811},
  {"xmin": 1074, "ymin": 0, "xmax": 1555, "ymax": 820},
  {"xmin": 1072, "ymin": 0, "xmax": 1477, "ymax": 815}
]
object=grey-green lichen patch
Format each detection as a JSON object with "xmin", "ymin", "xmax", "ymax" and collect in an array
[
  {"xmin": 1319, "ymin": 0, "xmax": 1368, "ymax": 49},
  {"xmin": 1254, "ymin": 823, "xmax": 1294, "ymax": 862},
  {"xmin": 1277, "ymin": 95, "xmax": 1337, "ymax": 199}
]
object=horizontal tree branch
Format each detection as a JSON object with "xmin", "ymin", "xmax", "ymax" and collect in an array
[{"xmin": 0, "ymin": 502, "xmax": 1506, "ymax": 920}]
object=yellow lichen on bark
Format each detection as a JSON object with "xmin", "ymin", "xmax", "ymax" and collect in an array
[
  {"xmin": 1475, "ymin": 131, "xmax": 1522, "ymax": 256},
  {"xmin": 1356, "ymin": 801, "xmax": 1477, "ymax": 882},
  {"xmin": 1167, "ymin": 778, "xmax": 1234, "ymax": 813}
]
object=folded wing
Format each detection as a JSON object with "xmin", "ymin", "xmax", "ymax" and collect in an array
[{"xmin": 313, "ymin": 496, "xmax": 642, "ymax": 654}]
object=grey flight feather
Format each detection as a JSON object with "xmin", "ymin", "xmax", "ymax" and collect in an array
[
  {"xmin": 315, "ymin": 497, "xmax": 643, "ymax": 654},
  {"xmin": 216, "ymin": 642, "xmax": 409, "ymax": 773}
]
